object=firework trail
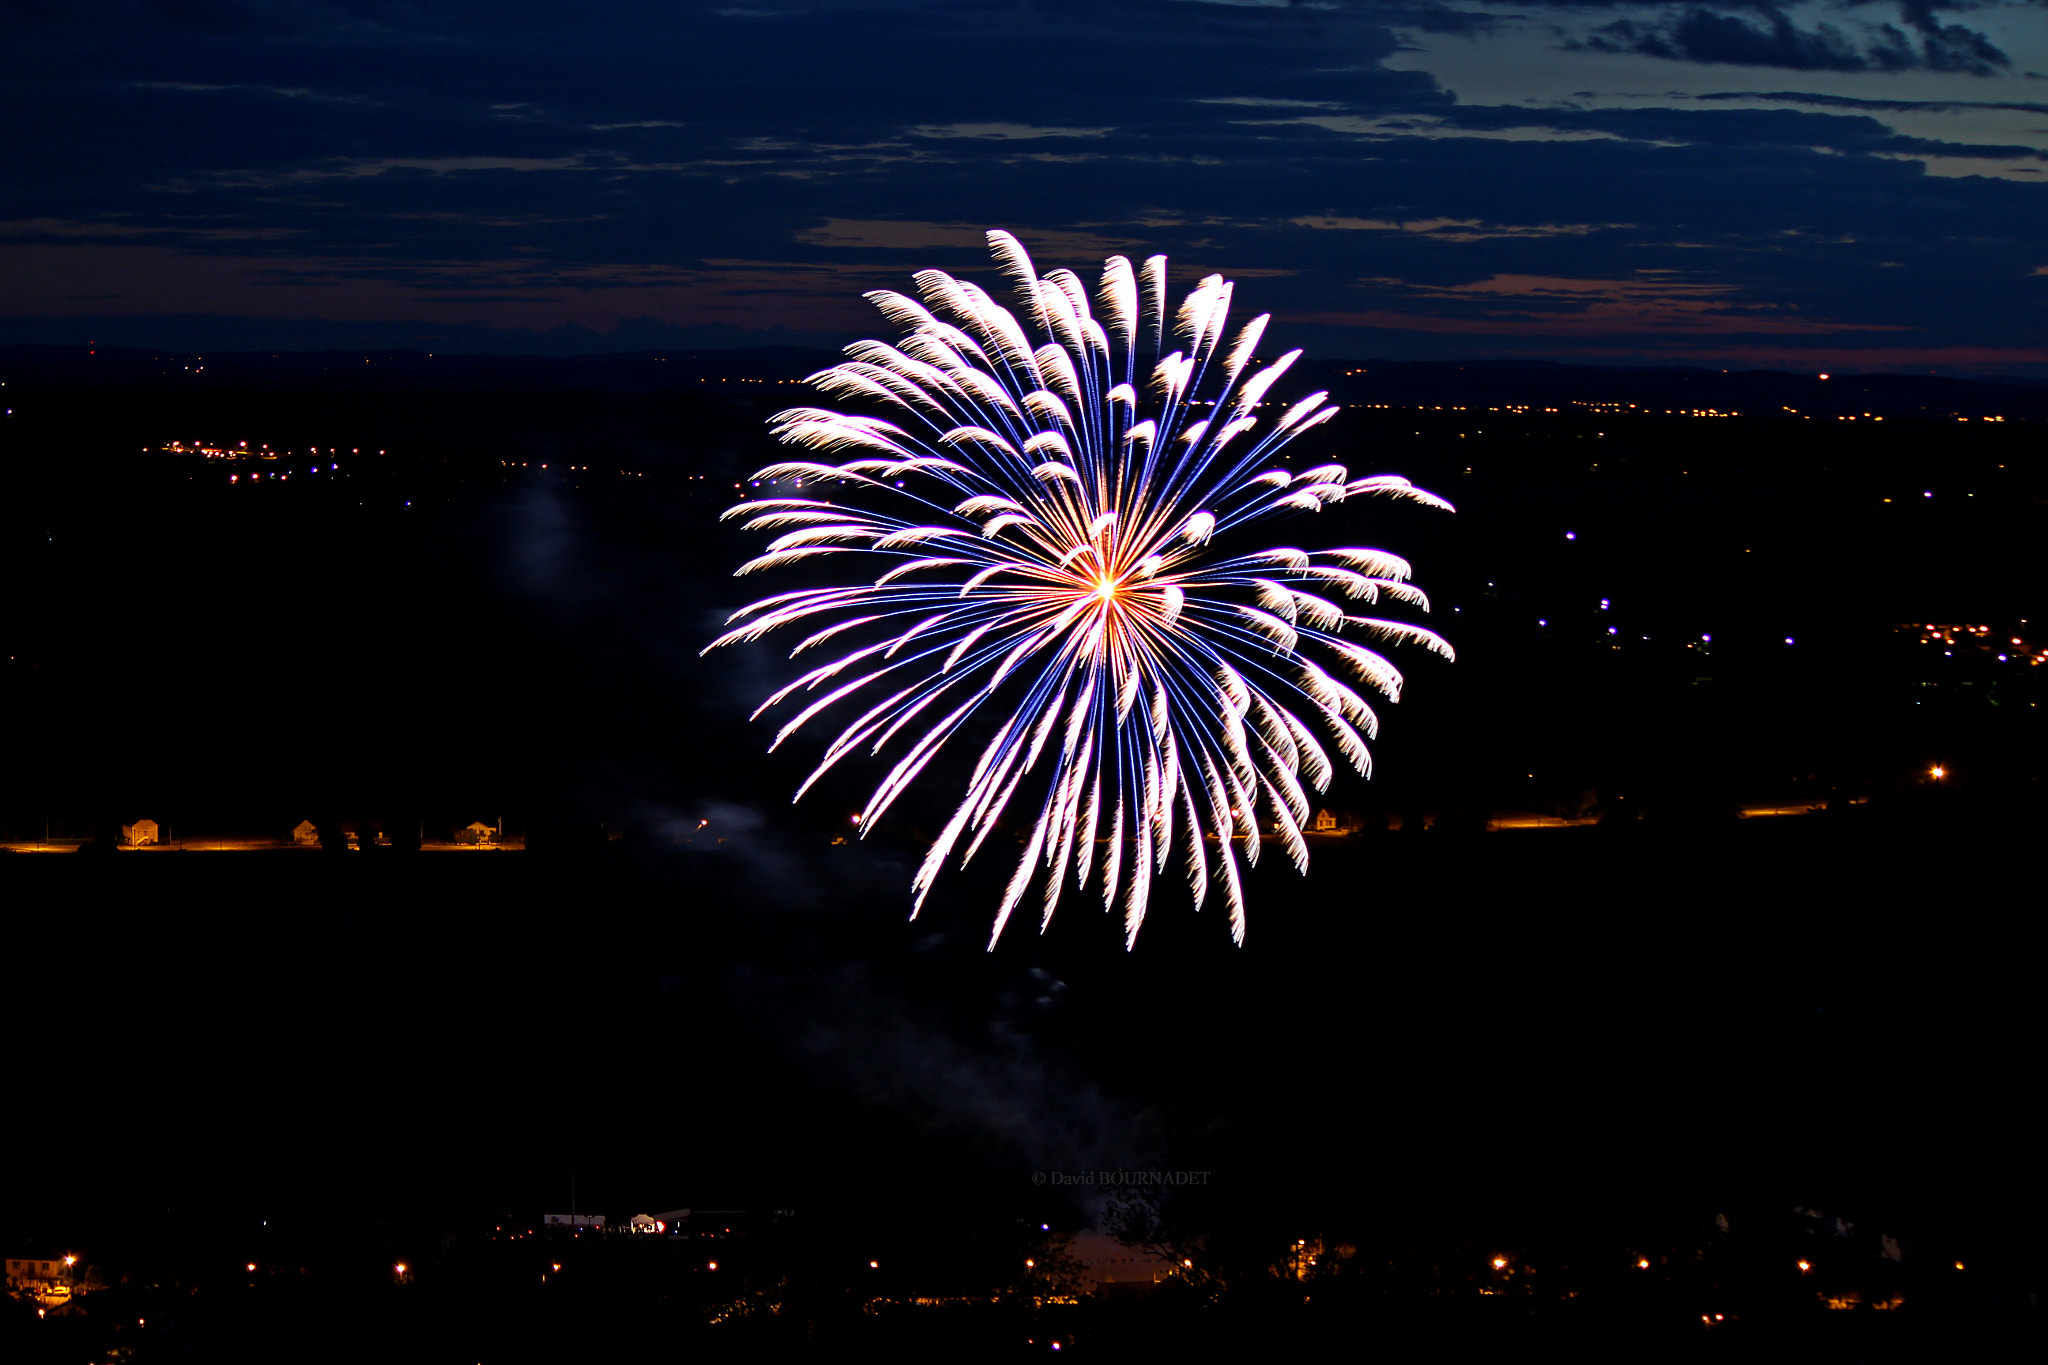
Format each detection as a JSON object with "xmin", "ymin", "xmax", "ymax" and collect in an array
[{"xmin": 705, "ymin": 232, "xmax": 1452, "ymax": 948}]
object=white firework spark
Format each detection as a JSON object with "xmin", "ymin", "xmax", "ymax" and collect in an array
[{"xmin": 705, "ymin": 231, "xmax": 1453, "ymax": 948}]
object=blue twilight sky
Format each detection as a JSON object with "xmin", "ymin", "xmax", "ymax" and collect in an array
[{"xmin": 9, "ymin": 0, "xmax": 2048, "ymax": 370}]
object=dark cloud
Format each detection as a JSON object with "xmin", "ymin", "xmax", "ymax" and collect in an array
[
  {"xmin": 5, "ymin": 0, "xmax": 2048, "ymax": 366},
  {"xmin": 1692, "ymin": 87, "xmax": 2048, "ymax": 113},
  {"xmin": 1577, "ymin": 6, "xmax": 2008, "ymax": 75}
]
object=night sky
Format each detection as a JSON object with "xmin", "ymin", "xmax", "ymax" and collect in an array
[{"xmin": 10, "ymin": 0, "xmax": 2048, "ymax": 370}]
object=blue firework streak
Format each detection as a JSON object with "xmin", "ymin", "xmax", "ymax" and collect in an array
[{"xmin": 705, "ymin": 232, "xmax": 1453, "ymax": 948}]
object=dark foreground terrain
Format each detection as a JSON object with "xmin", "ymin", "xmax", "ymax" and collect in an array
[
  {"xmin": 4, "ymin": 798, "xmax": 2044, "ymax": 1361},
  {"xmin": 2, "ymin": 346, "xmax": 2042, "ymax": 1359}
]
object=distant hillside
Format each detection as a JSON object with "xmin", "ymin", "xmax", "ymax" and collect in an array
[{"xmin": 6, "ymin": 345, "xmax": 2047, "ymax": 419}]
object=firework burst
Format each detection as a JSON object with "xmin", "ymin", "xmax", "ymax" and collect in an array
[{"xmin": 705, "ymin": 232, "xmax": 1453, "ymax": 947}]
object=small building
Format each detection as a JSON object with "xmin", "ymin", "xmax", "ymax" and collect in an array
[
  {"xmin": 292, "ymin": 820, "xmax": 319, "ymax": 846},
  {"xmin": 6, "ymin": 1254, "xmax": 73, "ymax": 1301},
  {"xmin": 1310, "ymin": 809, "xmax": 1338, "ymax": 833},
  {"xmin": 453, "ymin": 821, "xmax": 497, "ymax": 846},
  {"xmin": 543, "ymin": 1214, "xmax": 605, "ymax": 1229},
  {"xmin": 120, "ymin": 819, "xmax": 160, "ymax": 847}
]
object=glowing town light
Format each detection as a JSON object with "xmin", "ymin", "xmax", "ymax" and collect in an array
[
  {"xmin": 707, "ymin": 232, "xmax": 1453, "ymax": 949},
  {"xmin": 1931, "ymin": 766, "xmax": 1945, "ymax": 779}
]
